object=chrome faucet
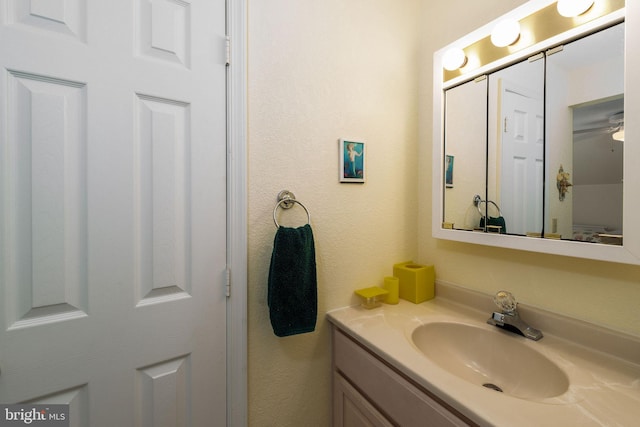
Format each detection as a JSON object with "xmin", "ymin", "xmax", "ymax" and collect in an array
[{"xmin": 487, "ymin": 291, "xmax": 543, "ymax": 341}]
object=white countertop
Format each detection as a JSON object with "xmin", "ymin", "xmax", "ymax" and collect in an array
[{"xmin": 327, "ymin": 298, "xmax": 640, "ymax": 427}]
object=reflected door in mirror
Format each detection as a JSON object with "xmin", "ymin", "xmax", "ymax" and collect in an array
[{"xmin": 488, "ymin": 58, "xmax": 545, "ymax": 236}]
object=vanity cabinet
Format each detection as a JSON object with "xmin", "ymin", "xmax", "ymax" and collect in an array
[
  {"xmin": 333, "ymin": 372, "xmax": 393, "ymax": 427},
  {"xmin": 332, "ymin": 326, "xmax": 475, "ymax": 427}
]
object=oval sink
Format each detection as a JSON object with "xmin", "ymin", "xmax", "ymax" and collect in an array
[{"xmin": 411, "ymin": 322, "xmax": 569, "ymax": 400}]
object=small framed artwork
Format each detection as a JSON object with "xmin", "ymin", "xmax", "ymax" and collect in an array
[
  {"xmin": 339, "ymin": 139, "xmax": 366, "ymax": 183},
  {"xmin": 445, "ymin": 154, "xmax": 454, "ymax": 188}
]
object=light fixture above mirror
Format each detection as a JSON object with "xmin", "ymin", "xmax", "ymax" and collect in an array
[
  {"xmin": 441, "ymin": 0, "xmax": 624, "ymax": 83},
  {"xmin": 557, "ymin": 0, "xmax": 595, "ymax": 18},
  {"xmin": 442, "ymin": 48, "xmax": 467, "ymax": 71},
  {"xmin": 490, "ymin": 19, "xmax": 521, "ymax": 47}
]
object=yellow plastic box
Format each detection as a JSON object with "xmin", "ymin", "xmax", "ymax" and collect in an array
[
  {"xmin": 354, "ymin": 286, "xmax": 389, "ymax": 309},
  {"xmin": 393, "ymin": 261, "xmax": 435, "ymax": 304}
]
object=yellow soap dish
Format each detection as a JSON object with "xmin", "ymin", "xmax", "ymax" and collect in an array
[{"xmin": 354, "ymin": 286, "xmax": 389, "ymax": 309}]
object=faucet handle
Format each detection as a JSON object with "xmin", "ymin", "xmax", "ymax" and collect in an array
[{"xmin": 494, "ymin": 290, "xmax": 517, "ymax": 313}]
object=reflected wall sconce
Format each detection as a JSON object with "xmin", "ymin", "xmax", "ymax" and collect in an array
[
  {"xmin": 442, "ymin": 48, "xmax": 467, "ymax": 71},
  {"xmin": 556, "ymin": 0, "xmax": 594, "ymax": 17},
  {"xmin": 556, "ymin": 164, "xmax": 572, "ymax": 201},
  {"xmin": 490, "ymin": 19, "xmax": 521, "ymax": 47}
]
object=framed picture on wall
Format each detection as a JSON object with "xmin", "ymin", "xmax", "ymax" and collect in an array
[
  {"xmin": 445, "ymin": 154, "xmax": 454, "ymax": 188},
  {"xmin": 339, "ymin": 139, "xmax": 366, "ymax": 183}
]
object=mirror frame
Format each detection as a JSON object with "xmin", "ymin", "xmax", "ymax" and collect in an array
[{"xmin": 432, "ymin": 0, "xmax": 640, "ymax": 264}]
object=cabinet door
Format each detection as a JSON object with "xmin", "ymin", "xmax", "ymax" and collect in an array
[
  {"xmin": 333, "ymin": 373, "xmax": 393, "ymax": 427},
  {"xmin": 333, "ymin": 328, "xmax": 475, "ymax": 427}
]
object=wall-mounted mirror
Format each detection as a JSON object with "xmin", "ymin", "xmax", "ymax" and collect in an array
[
  {"xmin": 433, "ymin": 0, "xmax": 640, "ymax": 264},
  {"xmin": 443, "ymin": 77, "xmax": 487, "ymax": 231},
  {"xmin": 546, "ymin": 23, "xmax": 624, "ymax": 245}
]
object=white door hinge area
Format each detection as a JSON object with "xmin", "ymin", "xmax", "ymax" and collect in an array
[
  {"xmin": 547, "ymin": 45, "xmax": 564, "ymax": 56},
  {"xmin": 225, "ymin": 36, "xmax": 231, "ymax": 66}
]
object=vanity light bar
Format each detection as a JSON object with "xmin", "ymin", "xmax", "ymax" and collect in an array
[{"xmin": 443, "ymin": 0, "xmax": 624, "ymax": 81}]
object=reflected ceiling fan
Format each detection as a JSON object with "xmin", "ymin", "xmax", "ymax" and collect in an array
[{"xmin": 573, "ymin": 111, "xmax": 624, "ymax": 141}]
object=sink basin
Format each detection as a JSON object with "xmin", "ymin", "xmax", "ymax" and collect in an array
[{"xmin": 411, "ymin": 322, "xmax": 569, "ymax": 400}]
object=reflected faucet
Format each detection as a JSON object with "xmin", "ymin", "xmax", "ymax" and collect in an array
[{"xmin": 487, "ymin": 291, "xmax": 543, "ymax": 341}]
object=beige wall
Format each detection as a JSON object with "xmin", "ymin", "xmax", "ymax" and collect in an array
[
  {"xmin": 248, "ymin": 0, "xmax": 640, "ymax": 426},
  {"xmin": 248, "ymin": 0, "xmax": 419, "ymax": 425}
]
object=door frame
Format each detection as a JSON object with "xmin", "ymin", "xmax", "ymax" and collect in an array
[{"xmin": 227, "ymin": 0, "xmax": 248, "ymax": 426}]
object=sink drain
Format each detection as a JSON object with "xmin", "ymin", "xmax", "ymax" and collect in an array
[{"xmin": 482, "ymin": 383, "xmax": 503, "ymax": 393}]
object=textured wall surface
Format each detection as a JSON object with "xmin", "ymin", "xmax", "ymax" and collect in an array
[{"xmin": 248, "ymin": 0, "xmax": 420, "ymax": 425}]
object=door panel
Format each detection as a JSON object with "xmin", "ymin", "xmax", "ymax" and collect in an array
[
  {"xmin": 5, "ymin": 70, "xmax": 89, "ymax": 329},
  {"xmin": 500, "ymin": 82, "xmax": 544, "ymax": 235},
  {"xmin": 134, "ymin": 94, "xmax": 192, "ymax": 305},
  {"xmin": 0, "ymin": 1, "xmax": 227, "ymax": 425}
]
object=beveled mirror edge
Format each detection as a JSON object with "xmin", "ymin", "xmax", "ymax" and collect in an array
[{"xmin": 432, "ymin": 1, "xmax": 640, "ymax": 265}]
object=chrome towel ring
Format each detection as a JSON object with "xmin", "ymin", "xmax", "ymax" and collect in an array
[
  {"xmin": 273, "ymin": 190, "xmax": 311, "ymax": 228},
  {"xmin": 473, "ymin": 194, "xmax": 502, "ymax": 217}
]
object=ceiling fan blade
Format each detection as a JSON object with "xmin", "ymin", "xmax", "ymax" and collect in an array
[{"xmin": 573, "ymin": 126, "xmax": 615, "ymax": 135}]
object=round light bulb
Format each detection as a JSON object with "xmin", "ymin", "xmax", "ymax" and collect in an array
[
  {"xmin": 557, "ymin": 0, "xmax": 594, "ymax": 18},
  {"xmin": 442, "ymin": 48, "xmax": 467, "ymax": 71},
  {"xmin": 491, "ymin": 19, "xmax": 521, "ymax": 47}
]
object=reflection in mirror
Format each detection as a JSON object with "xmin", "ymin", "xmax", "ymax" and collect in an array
[
  {"xmin": 546, "ymin": 23, "xmax": 624, "ymax": 245},
  {"xmin": 433, "ymin": 2, "xmax": 635, "ymax": 264},
  {"xmin": 488, "ymin": 57, "xmax": 545, "ymax": 236},
  {"xmin": 443, "ymin": 78, "xmax": 487, "ymax": 231}
]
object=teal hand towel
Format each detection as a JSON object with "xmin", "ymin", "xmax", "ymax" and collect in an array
[
  {"xmin": 480, "ymin": 216, "xmax": 507, "ymax": 234},
  {"xmin": 268, "ymin": 224, "xmax": 317, "ymax": 337}
]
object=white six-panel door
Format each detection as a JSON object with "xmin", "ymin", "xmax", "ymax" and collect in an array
[
  {"xmin": 0, "ymin": 1, "xmax": 228, "ymax": 425},
  {"xmin": 500, "ymin": 82, "xmax": 544, "ymax": 236}
]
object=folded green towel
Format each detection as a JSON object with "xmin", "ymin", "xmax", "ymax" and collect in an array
[
  {"xmin": 480, "ymin": 216, "xmax": 507, "ymax": 234},
  {"xmin": 268, "ymin": 224, "xmax": 317, "ymax": 337}
]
